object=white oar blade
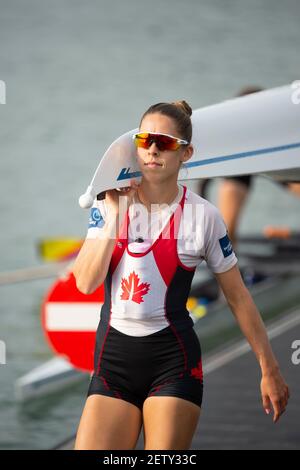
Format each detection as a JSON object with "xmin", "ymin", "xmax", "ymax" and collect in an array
[{"xmin": 78, "ymin": 128, "xmax": 141, "ymax": 208}]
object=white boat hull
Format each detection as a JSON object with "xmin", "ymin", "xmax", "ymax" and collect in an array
[
  {"xmin": 15, "ymin": 357, "xmax": 87, "ymax": 402},
  {"xmin": 79, "ymin": 85, "xmax": 300, "ymax": 208}
]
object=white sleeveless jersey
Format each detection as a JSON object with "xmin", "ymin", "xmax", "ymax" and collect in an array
[{"xmin": 85, "ymin": 185, "xmax": 237, "ymax": 336}]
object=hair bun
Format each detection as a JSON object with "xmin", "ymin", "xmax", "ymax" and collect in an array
[{"xmin": 171, "ymin": 100, "xmax": 192, "ymax": 117}]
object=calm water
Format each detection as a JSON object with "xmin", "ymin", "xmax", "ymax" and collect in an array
[{"xmin": 0, "ymin": 0, "xmax": 299, "ymax": 449}]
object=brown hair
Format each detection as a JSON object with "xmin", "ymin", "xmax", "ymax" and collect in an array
[{"xmin": 139, "ymin": 100, "xmax": 193, "ymax": 143}]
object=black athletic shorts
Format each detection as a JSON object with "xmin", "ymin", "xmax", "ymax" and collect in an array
[
  {"xmin": 87, "ymin": 323, "xmax": 203, "ymax": 411},
  {"xmin": 224, "ymin": 174, "xmax": 253, "ymax": 188},
  {"xmin": 198, "ymin": 176, "xmax": 252, "ymax": 198}
]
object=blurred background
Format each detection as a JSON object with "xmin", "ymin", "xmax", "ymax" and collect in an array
[{"xmin": 0, "ymin": 0, "xmax": 299, "ymax": 449}]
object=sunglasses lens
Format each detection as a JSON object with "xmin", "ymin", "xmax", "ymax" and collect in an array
[
  {"xmin": 134, "ymin": 133, "xmax": 150, "ymax": 149},
  {"xmin": 134, "ymin": 133, "xmax": 180, "ymax": 151},
  {"xmin": 156, "ymin": 134, "xmax": 180, "ymax": 151}
]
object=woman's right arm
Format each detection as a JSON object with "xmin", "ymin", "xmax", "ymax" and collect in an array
[
  {"xmin": 72, "ymin": 180, "xmax": 140, "ymax": 294},
  {"xmin": 72, "ymin": 213, "xmax": 120, "ymax": 294}
]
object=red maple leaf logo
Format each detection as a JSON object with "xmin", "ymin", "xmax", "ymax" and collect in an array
[
  {"xmin": 190, "ymin": 361, "xmax": 203, "ymax": 382},
  {"xmin": 120, "ymin": 271, "xmax": 150, "ymax": 304}
]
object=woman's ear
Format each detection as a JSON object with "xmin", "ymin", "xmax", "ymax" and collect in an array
[{"xmin": 182, "ymin": 144, "xmax": 194, "ymax": 162}]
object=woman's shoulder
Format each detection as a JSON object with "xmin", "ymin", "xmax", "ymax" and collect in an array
[{"xmin": 184, "ymin": 186, "xmax": 220, "ymax": 216}]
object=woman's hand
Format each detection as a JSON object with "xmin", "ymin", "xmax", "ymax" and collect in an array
[
  {"xmin": 105, "ymin": 179, "xmax": 140, "ymax": 216},
  {"xmin": 260, "ymin": 368, "xmax": 290, "ymax": 423}
]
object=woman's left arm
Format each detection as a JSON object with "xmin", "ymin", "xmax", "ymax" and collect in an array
[{"xmin": 214, "ymin": 264, "xmax": 290, "ymax": 423}]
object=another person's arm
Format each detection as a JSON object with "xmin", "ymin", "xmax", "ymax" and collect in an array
[{"xmin": 217, "ymin": 176, "xmax": 252, "ymax": 247}]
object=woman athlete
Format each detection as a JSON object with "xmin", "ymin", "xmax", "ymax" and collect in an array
[{"xmin": 73, "ymin": 101, "xmax": 289, "ymax": 450}]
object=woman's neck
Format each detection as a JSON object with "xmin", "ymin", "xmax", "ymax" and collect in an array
[{"xmin": 136, "ymin": 182, "xmax": 180, "ymax": 212}]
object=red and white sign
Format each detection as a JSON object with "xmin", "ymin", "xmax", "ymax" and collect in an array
[{"xmin": 41, "ymin": 271, "xmax": 104, "ymax": 372}]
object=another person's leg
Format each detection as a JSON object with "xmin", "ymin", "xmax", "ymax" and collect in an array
[
  {"xmin": 286, "ymin": 182, "xmax": 300, "ymax": 198},
  {"xmin": 218, "ymin": 176, "xmax": 252, "ymax": 246},
  {"xmin": 197, "ymin": 178, "xmax": 211, "ymax": 199},
  {"xmin": 75, "ymin": 395, "xmax": 143, "ymax": 450}
]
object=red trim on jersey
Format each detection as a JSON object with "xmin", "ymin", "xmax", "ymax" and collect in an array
[
  {"xmin": 126, "ymin": 185, "xmax": 187, "ymax": 258},
  {"xmin": 96, "ymin": 285, "xmax": 114, "ymax": 377},
  {"xmin": 109, "ymin": 213, "xmax": 128, "ymax": 275},
  {"xmin": 108, "ymin": 184, "xmax": 195, "ymax": 349},
  {"xmin": 96, "ymin": 322, "xmax": 111, "ymax": 376}
]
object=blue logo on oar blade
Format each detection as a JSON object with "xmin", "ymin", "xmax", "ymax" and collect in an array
[
  {"xmin": 117, "ymin": 168, "xmax": 142, "ymax": 181},
  {"xmin": 219, "ymin": 234, "xmax": 233, "ymax": 258}
]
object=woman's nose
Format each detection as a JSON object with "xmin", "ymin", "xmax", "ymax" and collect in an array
[{"xmin": 148, "ymin": 141, "xmax": 159, "ymax": 154}]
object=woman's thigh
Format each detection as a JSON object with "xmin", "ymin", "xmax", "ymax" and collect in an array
[
  {"xmin": 75, "ymin": 394, "xmax": 143, "ymax": 450},
  {"xmin": 142, "ymin": 396, "xmax": 201, "ymax": 450}
]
